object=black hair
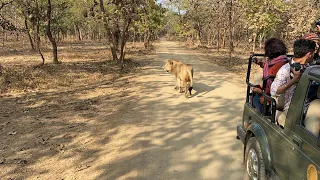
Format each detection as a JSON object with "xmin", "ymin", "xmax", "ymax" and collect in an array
[
  {"xmin": 293, "ymin": 39, "xmax": 316, "ymax": 58},
  {"xmin": 264, "ymin": 38, "xmax": 287, "ymax": 59}
]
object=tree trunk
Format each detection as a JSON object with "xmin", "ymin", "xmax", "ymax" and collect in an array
[
  {"xmin": 75, "ymin": 24, "xmax": 82, "ymax": 41},
  {"xmin": 37, "ymin": 42, "xmax": 45, "ymax": 66},
  {"xmin": 110, "ymin": 44, "xmax": 118, "ymax": 61},
  {"xmin": 259, "ymin": 32, "xmax": 264, "ymax": 49},
  {"xmin": 99, "ymin": 0, "xmax": 119, "ymax": 61},
  {"xmin": 207, "ymin": 34, "xmax": 210, "ymax": 46},
  {"xmin": 228, "ymin": 0, "xmax": 234, "ymax": 65},
  {"xmin": 46, "ymin": 0, "xmax": 59, "ymax": 64},
  {"xmin": 98, "ymin": 27, "xmax": 102, "ymax": 42},
  {"xmin": 32, "ymin": 18, "xmax": 38, "ymax": 50},
  {"xmin": 133, "ymin": 28, "xmax": 136, "ymax": 48},
  {"xmin": 222, "ymin": 29, "xmax": 226, "ymax": 49},
  {"xmin": 144, "ymin": 31, "xmax": 150, "ymax": 49},
  {"xmin": 119, "ymin": 18, "xmax": 132, "ymax": 68},
  {"xmin": 119, "ymin": 39, "xmax": 126, "ymax": 68},
  {"xmin": 35, "ymin": 19, "xmax": 45, "ymax": 66},
  {"xmin": 196, "ymin": 22, "xmax": 201, "ymax": 47},
  {"xmin": 197, "ymin": 30, "xmax": 201, "ymax": 47},
  {"xmin": 252, "ymin": 32, "xmax": 257, "ymax": 52},
  {"xmin": 217, "ymin": 30, "xmax": 220, "ymax": 52},
  {"xmin": 24, "ymin": 16, "xmax": 35, "ymax": 51}
]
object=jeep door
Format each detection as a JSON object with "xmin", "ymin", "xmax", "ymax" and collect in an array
[
  {"xmin": 288, "ymin": 126, "xmax": 320, "ymax": 179},
  {"xmin": 287, "ymin": 78, "xmax": 320, "ymax": 179},
  {"xmin": 264, "ymin": 119, "xmax": 290, "ymax": 179}
]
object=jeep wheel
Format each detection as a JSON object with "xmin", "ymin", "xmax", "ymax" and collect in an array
[{"xmin": 244, "ymin": 137, "xmax": 266, "ymax": 180}]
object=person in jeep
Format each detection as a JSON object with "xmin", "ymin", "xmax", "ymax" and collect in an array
[
  {"xmin": 316, "ymin": 19, "xmax": 320, "ymax": 35},
  {"xmin": 271, "ymin": 39, "xmax": 316, "ymax": 126},
  {"xmin": 252, "ymin": 38, "xmax": 288, "ymax": 112},
  {"xmin": 302, "ymin": 32, "xmax": 319, "ymax": 64}
]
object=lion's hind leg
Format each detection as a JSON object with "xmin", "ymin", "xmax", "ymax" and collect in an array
[
  {"xmin": 188, "ymin": 86, "xmax": 193, "ymax": 95},
  {"xmin": 174, "ymin": 77, "xmax": 180, "ymax": 90}
]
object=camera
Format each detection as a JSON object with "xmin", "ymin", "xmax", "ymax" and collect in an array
[
  {"xmin": 316, "ymin": 20, "xmax": 320, "ymax": 26},
  {"xmin": 291, "ymin": 62, "xmax": 302, "ymax": 71},
  {"xmin": 252, "ymin": 57, "xmax": 258, "ymax": 63}
]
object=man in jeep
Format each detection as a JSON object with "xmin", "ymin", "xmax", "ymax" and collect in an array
[
  {"xmin": 270, "ymin": 39, "xmax": 316, "ymax": 126},
  {"xmin": 316, "ymin": 19, "xmax": 320, "ymax": 35}
]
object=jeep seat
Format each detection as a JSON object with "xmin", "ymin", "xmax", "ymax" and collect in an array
[{"xmin": 304, "ymin": 99, "xmax": 320, "ymax": 137}]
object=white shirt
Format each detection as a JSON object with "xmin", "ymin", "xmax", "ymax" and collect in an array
[{"xmin": 270, "ymin": 62, "xmax": 297, "ymax": 111}]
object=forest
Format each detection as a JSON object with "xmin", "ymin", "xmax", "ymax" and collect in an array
[
  {"xmin": 0, "ymin": 0, "xmax": 319, "ymax": 179},
  {"xmin": 1, "ymin": 0, "xmax": 319, "ymax": 63}
]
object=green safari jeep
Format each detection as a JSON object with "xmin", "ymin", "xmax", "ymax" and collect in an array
[{"xmin": 237, "ymin": 54, "xmax": 320, "ymax": 180}]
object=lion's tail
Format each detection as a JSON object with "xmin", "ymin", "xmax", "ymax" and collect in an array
[{"xmin": 188, "ymin": 68, "xmax": 193, "ymax": 92}]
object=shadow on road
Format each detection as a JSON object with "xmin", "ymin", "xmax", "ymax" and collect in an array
[{"xmin": 0, "ymin": 41, "xmax": 246, "ymax": 180}]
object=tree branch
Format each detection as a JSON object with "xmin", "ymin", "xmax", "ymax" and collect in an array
[{"xmin": 0, "ymin": 0, "xmax": 17, "ymax": 11}]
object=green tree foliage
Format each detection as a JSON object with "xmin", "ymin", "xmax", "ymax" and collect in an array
[
  {"xmin": 286, "ymin": 0, "xmax": 319, "ymax": 40},
  {"xmin": 163, "ymin": 0, "xmax": 319, "ymax": 52},
  {"xmin": 135, "ymin": 1, "xmax": 166, "ymax": 49},
  {"xmin": 1, "ymin": 0, "xmax": 166, "ymax": 68},
  {"xmin": 1, "ymin": 0, "xmax": 320, "ymax": 67},
  {"xmin": 240, "ymin": 0, "xmax": 286, "ymax": 50},
  {"xmin": 95, "ymin": 0, "xmax": 165, "ymax": 67}
]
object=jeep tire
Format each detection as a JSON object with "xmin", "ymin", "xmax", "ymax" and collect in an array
[{"xmin": 244, "ymin": 137, "xmax": 266, "ymax": 180}]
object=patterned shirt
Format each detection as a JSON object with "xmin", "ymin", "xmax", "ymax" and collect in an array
[{"xmin": 270, "ymin": 61, "xmax": 297, "ymax": 111}]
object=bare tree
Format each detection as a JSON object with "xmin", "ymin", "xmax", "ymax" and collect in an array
[
  {"xmin": 46, "ymin": 0, "xmax": 58, "ymax": 64},
  {"xmin": 98, "ymin": 0, "xmax": 139, "ymax": 68},
  {"xmin": 227, "ymin": 0, "xmax": 233, "ymax": 63}
]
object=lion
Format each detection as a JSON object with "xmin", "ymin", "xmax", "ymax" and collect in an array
[{"xmin": 163, "ymin": 59, "xmax": 194, "ymax": 98}]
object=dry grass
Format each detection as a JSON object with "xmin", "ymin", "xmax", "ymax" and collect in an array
[
  {"xmin": 184, "ymin": 43, "xmax": 264, "ymax": 78},
  {"xmin": 0, "ymin": 41, "xmax": 151, "ymax": 94},
  {"xmin": 0, "ymin": 38, "xmax": 157, "ymax": 180}
]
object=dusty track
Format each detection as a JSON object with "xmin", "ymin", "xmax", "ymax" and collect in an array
[{"xmin": 0, "ymin": 41, "xmax": 246, "ymax": 179}]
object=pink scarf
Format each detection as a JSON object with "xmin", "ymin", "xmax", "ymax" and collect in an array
[{"xmin": 263, "ymin": 55, "xmax": 288, "ymax": 87}]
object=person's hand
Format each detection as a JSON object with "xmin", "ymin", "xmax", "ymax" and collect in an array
[
  {"xmin": 258, "ymin": 61, "xmax": 264, "ymax": 68},
  {"xmin": 292, "ymin": 68, "xmax": 302, "ymax": 81},
  {"xmin": 253, "ymin": 58, "xmax": 264, "ymax": 68},
  {"xmin": 251, "ymin": 87, "xmax": 262, "ymax": 94}
]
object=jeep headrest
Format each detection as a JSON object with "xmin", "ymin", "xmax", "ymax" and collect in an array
[{"xmin": 305, "ymin": 99, "xmax": 320, "ymax": 137}]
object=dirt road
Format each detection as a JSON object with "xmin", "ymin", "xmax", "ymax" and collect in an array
[
  {"xmin": 113, "ymin": 41, "xmax": 247, "ymax": 180},
  {"xmin": 1, "ymin": 41, "xmax": 247, "ymax": 179}
]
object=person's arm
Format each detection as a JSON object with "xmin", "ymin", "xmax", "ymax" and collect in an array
[
  {"xmin": 253, "ymin": 58, "xmax": 265, "ymax": 68},
  {"xmin": 271, "ymin": 66, "xmax": 288, "ymax": 97},
  {"xmin": 252, "ymin": 87, "xmax": 263, "ymax": 94},
  {"xmin": 275, "ymin": 69, "xmax": 301, "ymax": 94}
]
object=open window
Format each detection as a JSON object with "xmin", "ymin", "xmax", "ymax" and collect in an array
[{"xmin": 301, "ymin": 79, "xmax": 320, "ymax": 137}]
